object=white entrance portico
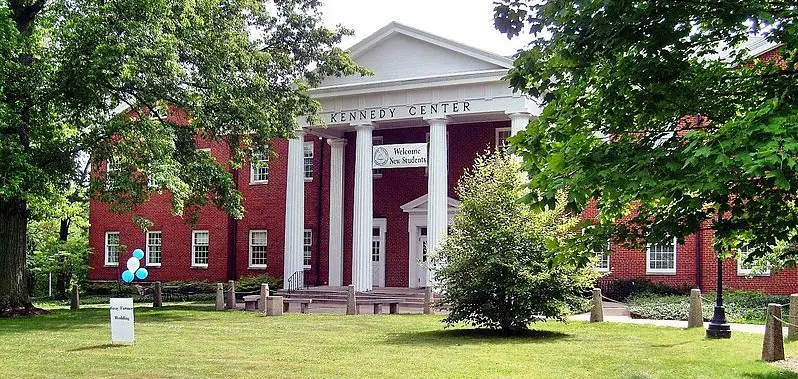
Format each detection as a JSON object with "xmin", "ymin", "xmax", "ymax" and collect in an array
[{"xmin": 288, "ymin": 22, "xmax": 540, "ymax": 290}]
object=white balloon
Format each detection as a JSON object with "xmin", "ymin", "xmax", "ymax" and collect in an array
[{"xmin": 127, "ymin": 257, "xmax": 140, "ymax": 273}]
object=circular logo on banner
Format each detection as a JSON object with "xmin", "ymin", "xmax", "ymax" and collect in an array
[{"xmin": 374, "ymin": 147, "xmax": 390, "ymax": 167}]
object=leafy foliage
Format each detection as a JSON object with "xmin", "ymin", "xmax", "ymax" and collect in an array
[
  {"xmin": 433, "ymin": 150, "xmax": 598, "ymax": 331},
  {"xmin": 493, "ymin": 0, "xmax": 798, "ymax": 263},
  {"xmin": 628, "ymin": 291, "xmax": 790, "ymax": 324},
  {"xmin": 602, "ymin": 278, "xmax": 691, "ymax": 302}
]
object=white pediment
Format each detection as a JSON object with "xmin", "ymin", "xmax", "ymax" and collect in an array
[
  {"xmin": 401, "ymin": 194, "xmax": 460, "ymax": 214},
  {"xmin": 320, "ymin": 22, "xmax": 513, "ymax": 88}
]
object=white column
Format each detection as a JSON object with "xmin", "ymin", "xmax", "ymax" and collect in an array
[
  {"xmin": 283, "ymin": 130, "xmax": 305, "ymax": 288},
  {"xmin": 327, "ymin": 138, "xmax": 346, "ymax": 287},
  {"xmin": 352, "ymin": 123, "xmax": 373, "ymax": 291},
  {"xmin": 426, "ymin": 117, "xmax": 448, "ymax": 288},
  {"xmin": 508, "ymin": 112, "xmax": 531, "ymax": 136}
]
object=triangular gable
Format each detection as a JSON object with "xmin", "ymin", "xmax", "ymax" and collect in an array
[
  {"xmin": 320, "ymin": 22, "xmax": 513, "ymax": 87},
  {"xmin": 401, "ymin": 194, "xmax": 460, "ymax": 214}
]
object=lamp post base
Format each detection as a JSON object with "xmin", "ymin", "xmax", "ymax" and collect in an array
[{"xmin": 706, "ymin": 306, "xmax": 732, "ymax": 339}]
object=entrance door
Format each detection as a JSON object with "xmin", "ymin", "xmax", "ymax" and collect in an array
[
  {"xmin": 372, "ymin": 219, "xmax": 387, "ymax": 287},
  {"xmin": 415, "ymin": 227, "xmax": 428, "ymax": 287}
]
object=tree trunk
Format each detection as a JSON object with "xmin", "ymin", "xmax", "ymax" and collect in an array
[
  {"xmin": 55, "ymin": 219, "xmax": 70, "ymax": 299},
  {"xmin": 0, "ymin": 197, "xmax": 33, "ymax": 313}
]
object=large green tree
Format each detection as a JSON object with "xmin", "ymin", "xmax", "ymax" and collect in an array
[
  {"xmin": 493, "ymin": 1, "xmax": 798, "ymax": 265},
  {"xmin": 0, "ymin": 0, "xmax": 365, "ymax": 314}
]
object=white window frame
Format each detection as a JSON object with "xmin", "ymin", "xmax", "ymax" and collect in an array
[
  {"xmin": 104, "ymin": 232, "xmax": 120, "ymax": 267},
  {"xmin": 646, "ymin": 237, "xmax": 677, "ymax": 275},
  {"xmin": 495, "ymin": 127, "xmax": 512, "ymax": 149},
  {"xmin": 145, "ymin": 231, "xmax": 162, "ymax": 267},
  {"xmin": 303, "ymin": 141, "xmax": 314, "ymax": 182},
  {"xmin": 250, "ymin": 153, "xmax": 269, "ymax": 184},
  {"xmin": 191, "ymin": 230, "xmax": 209, "ymax": 268},
  {"xmin": 737, "ymin": 246, "xmax": 771, "ymax": 276},
  {"xmin": 372, "ymin": 136, "xmax": 384, "ymax": 178},
  {"xmin": 595, "ymin": 242, "xmax": 611, "ymax": 273},
  {"xmin": 106, "ymin": 157, "xmax": 120, "ymax": 188},
  {"xmin": 303, "ymin": 229, "xmax": 312, "ymax": 269},
  {"xmin": 248, "ymin": 230, "xmax": 268, "ymax": 269}
]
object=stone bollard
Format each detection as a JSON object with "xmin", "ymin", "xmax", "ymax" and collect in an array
[
  {"xmin": 590, "ymin": 288, "xmax": 603, "ymax": 323},
  {"xmin": 346, "ymin": 284, "xmax": 357, "ymax": 315},
  {"xmin": 762, "ymin": 303, "xmax": 785, "ymax": 362},
  {"xmin": 266, "ymin": 296, "xmax": 284, "ymax": 316},
  {"xmin": 226, "ymin": 280, "xmax": 235, "ymax": 309},
  {"xmin": 423, "ymin": 287, "xmax": 434, "ymax": 315},
  {"xmin": 259, "ymin": 283, "xmax": 269, "ymax": 314},
  {"xmin": 688, "ymin": 289, "xmax": 703, "ymax": 328},
  {"xmin": 789, "ymin": 294, "xmax": 798, "ymax": 341},
  {"xmin": 153, "ymin": 281, "xmax": 163, "ymax": 308},
  {"xmin": 215, "ymin": 283, "xmax": 225, "ymax": 311},
  {"xmin": 70, "ymin": 284, "xmax": 80, "ymax": 311}
]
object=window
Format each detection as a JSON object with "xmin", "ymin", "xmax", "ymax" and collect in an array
[
  {"xmin": 737, "ymin": 246, "xmax": 770, "ymax": 276},
  {"xmin": 646, "ymin": 238, "xmax": 677, "ymax": 274},
  {"xmin": 146, "ymin": 231, "xmax": 162, "ymax": 266},
  {"xmin": 372, "ymin": 136, "xmax": 383, "ymax": 178},
  {"xmin": 595, "ymin": 243, "xmax": 611, "ymax": 273},
  {"xmin": 249, "ymin": 230, "xmax": 268, "ymax": 268},
  {"xmin": 496, "ymin": 127, "xmax": 512, "ymax": 149},
  {"xmin": 149, "ymin": 107, "xmax": 168, "ymax": 120},
  {"xmin": 303, "ymin": 229, "xmax": 312, "ymax": 269},
  {"xmin": 192, "ymin": 231, "xmax": 209, "ymax": 267},
  {"xmin": 250, "ymin": 153, "xmax": 269, "ymax": 184},
  {"xmin": 106, "ymin": 157, "xmax": 120, "ymax": 187},
  {"xmin": 303, "ymin": 142, "xmax": 314, "ymax": 181},
  {"xmin": 105, "ymin": 232, "xmax": 120, "ymax": 266},
  {"xmin": 146, "ymin": 164, "xmax": 158, "ymax": 188},
  {"xmin": 372, "ymin": 227, "xmax": 382, "ymax": 262}
]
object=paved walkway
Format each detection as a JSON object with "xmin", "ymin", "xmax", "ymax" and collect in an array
[{"xmin": 571, "ymin": 313, "xmax": 783, "ymax": 334}]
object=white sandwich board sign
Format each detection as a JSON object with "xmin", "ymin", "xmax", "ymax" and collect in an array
[{"xmin": 110, "ymin": 298, "xmax": 135, "ymax": 344}]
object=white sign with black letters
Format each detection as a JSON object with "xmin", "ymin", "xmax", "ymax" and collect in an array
[
  {"xmin": 373, "ymin": 143, "xmax": 428, "ymax": 169},
  {"xmin": 110, "ymin": 298, "xmax": 135, "ymax": 344}
]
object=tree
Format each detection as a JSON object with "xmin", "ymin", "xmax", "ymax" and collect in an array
[
  {"xmin": 0, "ymin": 0, "xmax": 366, "ymax": 314},
  {"xmin": 493, "ymin": 1, "xmax": 798, "ymax": 264},
  {"xmin": 433, "ymin": 150, "xmax": 597, "ymax": 332}
]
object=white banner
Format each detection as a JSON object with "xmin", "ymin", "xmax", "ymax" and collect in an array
[
  {"xmin": 110, "ymin": 298, "xmax": 135, "ymax": 344},
  {"xmin": 373, "ymin": 143, "xmax": 428, "ymax": 169}
]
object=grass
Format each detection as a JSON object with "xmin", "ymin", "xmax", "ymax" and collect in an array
[{"xmin": 1, "ymin": 306, "xmax": 797, "ymax": 379}]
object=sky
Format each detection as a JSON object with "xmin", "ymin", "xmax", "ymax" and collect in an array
[{"xmin": 318, "ymin": 0, "xmax": 533, "ymax": 57}]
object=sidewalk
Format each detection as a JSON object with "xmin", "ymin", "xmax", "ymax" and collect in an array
[{"xmin": 571, "ymin": 313, "xmax": 782, "ymax": 335}]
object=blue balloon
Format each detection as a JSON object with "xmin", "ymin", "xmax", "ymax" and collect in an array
[
  {"xmin": 132, "ymin": 249, "xmax": 144, "ymax": 260},
  {"xmin": 135, "ymin": 267, "xmax": 148, "ymax": 280},
  {"xmin": 121, "ymin": 270, "xmax": 134, "ymax": 283}
]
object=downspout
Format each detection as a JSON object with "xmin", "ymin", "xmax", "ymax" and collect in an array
[
  {"xmin": 315, "ymin": 137, "xmax": 325, "ymax": 286},
  {"xmin": 696, "ymin": 229, "xmax": 702, "ymax": 290},
  {"xmin": 228, "ymin": 168, "xmax": 239, "ymax": 281}
]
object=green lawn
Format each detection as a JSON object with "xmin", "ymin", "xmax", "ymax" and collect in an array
[{"xmin": 1, "ymin": 306, "xmax": 797, "ymax": 379}]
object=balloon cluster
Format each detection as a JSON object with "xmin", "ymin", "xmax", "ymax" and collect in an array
[{"xmin": 122, "ymin": 249, "xmax": 149, "ymax": 283}]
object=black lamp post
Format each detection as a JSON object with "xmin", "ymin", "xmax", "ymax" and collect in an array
[{"xmin": 706, "ymin": 257, "xmax": 731, "ymax": 338}]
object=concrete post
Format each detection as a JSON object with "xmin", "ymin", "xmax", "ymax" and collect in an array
[
  {"xmin": 590, "ymin": 288, "xmax": 603, "ymax": 323},
  {"xmin": 346, "ymin": 284, "xmax": 357, "ymax": 315},
  {"xmin": 266, "ymin": 296, "xmax": 284, "ymax": 316},
  {"xmin": 215, "ymin": 283, "xmax": 225, "ymax": 311},
  {"xmin": 226, "ymin": 280, "xmax": 235, "ymax": 309},
  {"xmin": 153, "ymin": 281, "xmax": 163, "ymax": 308},
  {"xmin": 688, "ymin": 289, "xmax": 703, "ymax": 328},
  {"xmin": 259, "ymin": 283, "xmax": 269, "ymax": 314},
  {"xmin": 762, "ymin": 303, "xmax": 785, "ymax": 362},
  {"xmin": 423, "ymin": 287, "xmax": 434, "ymax": 315},
  {"xmin": 70, "ymin": 284, "xmax": 79, "ymax": 310},
  {"xmin": 789, "ymin": 294, "xmax": 798, "ymax": 341}
]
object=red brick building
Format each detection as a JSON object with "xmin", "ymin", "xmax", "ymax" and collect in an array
[{"xmin": 88, "ymin": 23, "xmax": 798, "ymax": 294}]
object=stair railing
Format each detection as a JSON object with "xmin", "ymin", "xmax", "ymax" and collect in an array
[{"xmin": 284, "ymin": 270, "xmax": 305, "ymax": 293}]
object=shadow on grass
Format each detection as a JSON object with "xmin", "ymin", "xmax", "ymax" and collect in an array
[
  {"xmin": 743, "ymin": 372, "xmax": 798, "ymax": 379},
  {"xmin": 0, "ymin": 305, "xmax": 218, "ymax": 335},
  {"xmin": 383, "ymin": 328, "xmax": 571, "ymax": 347},
  {"xmin": 67, "ymin": 344, "xmax": 131, "ymax": 352}
]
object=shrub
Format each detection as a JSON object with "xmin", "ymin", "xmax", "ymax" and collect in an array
[
  {"xmin": 433, "ymin": 150, "xmax": 599, "ymax": 332},
  {"xmin": 603, "ymin": 279, "xmax": 691, "ymax": 302},
  {"xmin": 235, "ymin": 274, "xmax": 281, "ymax": 293},
  {"xmin": 627, "ymin": 290, "xmax": 790, "ymax": 324}
]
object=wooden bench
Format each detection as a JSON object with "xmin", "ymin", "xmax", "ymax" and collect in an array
[
  {"xmin": 356, "ymin": 299, "xmax": 401, "ymax": 314},
  {"xmin": 243, "ymin": 295, "xmax": 260, "ymax": 311},
  {"xmin": 283, "ymin": 298, "xmax": 312, "ymax": 314}
]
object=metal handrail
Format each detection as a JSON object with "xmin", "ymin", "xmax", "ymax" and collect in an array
[{"xmin": 284, "ymin": 270, "xmax": 305, "ymax": 293}]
